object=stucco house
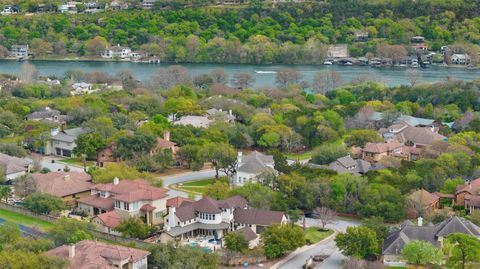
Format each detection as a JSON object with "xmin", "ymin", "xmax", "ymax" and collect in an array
[
  {"xmin": 362, "ymin": 141, "xmax": 403, "ymax": 162},
  {"xmin": 231, "ymin": 151, "xmax": 276, "ymax": 187},
  {"xmin": 0, "ymin": 153, "xmax": 32, "ymax": 181},
  {"xmin": 33, "ymin": 171, "xmax": 93, "ymax": 206},
  {"xmin": 451, "ymin": 53, "xmax": 470, "ymax": 65},
  {"xmin": 46, "ymin": 240, "xmax": 150, "ymax": 269},
  {"xmin": 78, "ymin": 178, "xmax": 169, "ymax": 234},
  {"xmin": 102, "ymin": 44, "xmax": 132, "ymax": 59},
  {"xmin": 44, "ymin": 127, "xmax": 89, "ymax": 157}
]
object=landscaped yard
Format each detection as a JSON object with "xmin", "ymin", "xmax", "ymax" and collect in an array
[
  {"xmin": 285, "ymin": 151, "xmax": 312, "ymax": 161},
  {"xmin": 305, "ymin": 227, "xmax": 334, "ymax": 244},
  {"xmin": 0, "ymin": 208, "xmax": 55, "ymax": 232},
  {"xmin": 173, "ymin": 177, "xmax": 229, "ymax": 195},
  {"xmin": 58, "ymin": 157, "xmax": 95, "ymax": 167},
  {"xmin": 0, "ymin": 135, "xmax": 24, "ymax": 143}
]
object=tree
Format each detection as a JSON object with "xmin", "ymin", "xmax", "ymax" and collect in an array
[
  {"xmin": 30, "ymin": 38, "xmax": 52, "ymax": 58},
  {"xmin": 0, "ymin": 186, "xmax": 11, "ymax": 202},
  {"xmin": 0, "ymin": 223, "xmax": 21, "ymax": 246},
  {"xmin": 151, "ymin": 65, "xmax": 192, "ymax": 89},
  {"xmin": 311, "ymin": 143, "xmax": 348, "ymax": 165},
  {"xmin": 275, "ymin": 68, "xmax": 302, "ymax": 88},
  {"xmin": 13, "ymin": 174, "xmax": 38, "ymax": 197},
  {"xmin": 335, "ymin": 226, "xmax": 380, "ymax": 259},
  {"xmin": 406, "ymin": 69, "xmax": 420, "ymax": 87},
  {"xmin": 114, "ymin": 133, "xmax": 157, "ymax": 160},
  {"xmin": 90, "ymin": 162, "xmax": 154, "ymax": 183},
  {"xmin": 312, "ymin": 70, "xmax": 342, "ymax": 93},
  {"xmin": 73, "ymin": 132, "xmax": 107, "ymax": 160},
  {"xmin": 148, "ymin": 242, "xmax": 219, "ymax": 269},
  {"xmin": 201, "ymin": 143, "xmax": 237, "ymax": 179},
  {"xmin": 345, "ymin": 129, "xmax": 383, "ymax": 147},
  {"xmin": 20, "ymin": 63, "xmax": 38, "ymax": 83},
  {"xmin": 210, "ymin": 69, "xmax": 227, "ymax": 84},
  {"xmin": 116, "ymin": 217, "xmax": 150, "ymax": 239},
  {"xmin": 154, "ymin": 148, "xmax": 174, "ymax": 172},
  {"xmin": 261, "ymin": 224, "xmax": 306, "ymax": 259},
  {"xmin": 232, "ymin": 73, "xmax": 255, "ymax": 89},
  {"xmin": 204, "ymin": 181, "xmax": 230, "ymax": 200},
  {"xmin": 224, "ymin": 232, "xmax": 249, "ymax": 253},
  {"xmin": 445, "ymin": 233, "xmax": 480, "ymax": 269},
  {"xmin": 23, "ymin": 192, "xmax": 66, "ymax": 214},
  {"xmin": 85, "ymin": 36, "xmax": 108, "ymax": 56},
  {"xmin": 402, "ymin": 240, "xmax": 442, "ymax": 266},
  {"xmin": 48, "ymin": 218, "xmax": 93, "ymax": 245},
  {"xmin": 313, "ymin": 207, "xmax": 336, "ymax": 229},
  {"xmin": 2, "ymin": 237, "xmax": 55, "ymax": 254},
  {"xmin": 0, "ymin": 250, "xmax": 67, "ymax": 269}
]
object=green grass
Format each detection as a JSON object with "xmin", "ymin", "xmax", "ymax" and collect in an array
[
  {"xmin": 174, "ymin": 177, "xmax": 229, "ymax": 195},
  {"xmin": 0, "ymin": 208, "xmax": 55, "ymax": 232},
  {"xmin": 0, "ymin": 135, "xmax": 24, "ymax": 143},
  {"xmin": 284, "ymin": 152, "xmax": 312, "ymax": 160},
  {"xmin": 58, "ymin": 157, "xmax": 95, "ymax": 167},
  {"xmin": 304, "ymin": 227, "xmax": 334, "ymax": 244}
]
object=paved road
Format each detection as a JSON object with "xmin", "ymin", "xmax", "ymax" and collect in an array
[
  {"xmin": 161, "ymin": 169, "xmax": 224, "ymax": 199},
  {"xmin": 278, "ymin": 218, "xmax": 359, "ymax": 269},
  {"xmin": 27, "ymin": 155, "xmax": 84, "ymax": 172}
]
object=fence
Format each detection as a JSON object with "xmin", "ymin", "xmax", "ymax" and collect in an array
[{"xmin": 0, "ymin": 202, "xmax": 154, "ymax": 248}]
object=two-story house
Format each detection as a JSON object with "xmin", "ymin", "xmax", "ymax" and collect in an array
[
  {"xmin": 102, "ymin": 44, "xmax": 132, "ymax": 59},
  {"xmin": 77, "ymin": 178, "xmax": 169, "ymax": 234},
  {"xmin": 44, "ymin": 127, "xmax": 89, "ymax": 157},
  {"xmin": 10, "ymin": 45, "xmax": 29, "ymax": 58},
  {"xmin": 231, "ymin": 151, "xmax": 276, "ymax": 187}
]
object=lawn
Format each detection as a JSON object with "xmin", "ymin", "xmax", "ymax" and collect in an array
[
  {"xmin": 174, "ymin": 177, "xmax": 229, "ymax": 195},
  {"xmin": 305, "ymin": 227, "xmax": 334, "ymax": 244},
  {"xmin": 0, "ymin": 208, "xmax": 55, "ymax": 232},
  {"xmin": 0, "ymin": 135, "xmax": 24, "ymax": 143},
  {"xmin": 284, "ymin": 151, "xmax": 312, "ymax": 160},
  {"xmin": 58, "ymin": 157, "xmax": 95, "ymax": 167}
]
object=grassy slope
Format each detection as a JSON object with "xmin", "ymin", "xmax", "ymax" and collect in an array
[
  {"xmin": 304, "ymin": 227, "xmax": 334, "ymax": 244},
  {"xmin": 0, "ymin": 208, "xmax": 55, "ymax": 231}
]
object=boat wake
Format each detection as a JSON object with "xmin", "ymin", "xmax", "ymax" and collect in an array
[{"xmin": 254, "ymin": 70, "xmax": 277, "ymax": 74}]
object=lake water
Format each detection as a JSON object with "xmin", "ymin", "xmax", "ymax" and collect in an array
[{"xmin": 2, "ymin": 60, "xmax": 480, "ymax": 87}]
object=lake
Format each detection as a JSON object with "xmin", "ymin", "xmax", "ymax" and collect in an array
[{"xmin": 2, "ymin": 60, "xmax": 480, "ymax": 87}]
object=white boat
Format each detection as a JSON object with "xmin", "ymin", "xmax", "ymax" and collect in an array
[
  {"xmin": 254, "ymin": 70, "xmax": 277, "ymax": 74},
  {"xmin": 344, "ymin": 62, "xmax": 353, "ymax": 66},
  {"xmin": 323, "ymin": 61, "xmax": 333, "ymax": 65}
]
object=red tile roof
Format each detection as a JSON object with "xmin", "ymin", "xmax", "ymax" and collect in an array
[
  {"xmin": 33, "ymin": 172, "xmax": 92, "ymax": 198},
  {"xmin": 95, "ymin": 211, "xmax": 122, "ymax": 228},
  {"xmin": 77, "ymin": 195, "xmax": 115, "ymax": 211},
  {"xmin": 167, "ymin": 196, "xmax": 194, "ymax": 208},
  {"xmin": 456, "ymin": 178, "xmax": 480, "ymax": 195},
  {"xmin": 140, "ymin": 204, "xmax": 156, "ymax": 212},
  {"xmin": 93, "ymin": 179, "xmax": 168, "ymax": 203},
  {"xmin": 156, "ymin": 137, "xmax": 176, "ymax": 148},
  {"xmin": 363, "ymin": 141, "xmax": 402, "ymax": 154}
]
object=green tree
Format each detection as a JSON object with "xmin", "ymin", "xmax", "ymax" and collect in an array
[
  {"xmin": 204, "ymin": 180, "xmax": 231, "ymax": 200},
  {"xmin": 90, "ymin": 162, "xmax": 153, "ymax": 183},
  {"xmin": 0, "ymin": 223, "xmax": 21, "ymax": 246},
  {"xmin": 48, "ymin": 218, "xmax": 93, "ymax": 245},
  {"xmin": 311, "ymin": 143, "xmax": 348, "ymax": 165},
  {"xmin": 85, "ymin": 36, "xmax": 108, "ymax": 56},
  {"xmin": 345, "ymin": 129, "xmax": 383, "ymax": 147},
  {"xmin": 0, "ymin": 186, "xmax": 11, "ymax": 202},
  {"xmin": 201, "ymin": 143, "xmax": 237, "ymax": 179},
  {"xmin": 224, "ymin": 232, "xmax": 249, "ymax": 253},
  {"xmin": 24, "ymin": 192, "xmax": 66, "ymax": 214},
  {"xmin": 148, "ymin": 242, "xmax": 219, "ymax": 269},
  {"xmin": 445, "ymin": 233, "xmax": 480, "ymax": 269},
  {"xmin": 261, "ymin": 224, "xmax": 305, "ymax": 259},
  {"xmin": 154, "ymin": 148, "xmax": 174, "ymax": 172},
  {"xmin": 335, "ymin": 226, "xmax": 380, "ymax": 259},
  {"xmin": 0, "ymin": 250, "xmax": 66, "ymax": 269},
  {"xmin": 116, "ymin": 217, "xmax": 150, "ymax": 239},
  {"xmin": 73, "ymin": 132, "xmax": 107, "ymax": 160},
  {"xmin": 3, "ymin": 237, "xmax": 55, "ymax": 254},
  {"xmin": 402, "ymin": 240, "xmax": 442, "ymax": 266}
]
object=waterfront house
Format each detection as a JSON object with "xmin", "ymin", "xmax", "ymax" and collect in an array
[
  {"xmin": 71, "ymin": 82, "xmax": 94, "ymax": 95},
  {"xmin": 410, "ymin": 36, "xmax": 427, "ymax": 50},
  {"xmin": 327, "ymin": 44, "xmax": 348, "ymax": 59},
  {"xmin": 102, "ymin": 44, "xmax": 132, "ymax": 59},
  {"xmin": 142, "ymin": 0, "xmax": 156, "ymax": 9},
  {"xmin": 451, "ymin": 53, "xmax": 470, "ymax": 65},
  {"xmin": 33, "ymin": 171, "xmax": 92, "ymax": 206},
  {"xmin": 10, "ymin": 45, "xmax": 29, "ymax": 59},
  {"xmin": 455, "ymin": 178, "xmax": 480, "ymax": 213},
  {"xmin": 161, "ymin": 195, "xmax": 286, "ymax": 247},
  {"xmin": 382, "ymin": 216, "xmax": 480, "ymax": 267},
  {"xmin": 407, "ymin": 189, "xmax": 440, "ymax": 218},
  {"xmin": 44, "ymin": 127, "xmax": 89, "ymax": 157},
  {"xmin": 46, "ymin": 240, "xmax": 150, "ymax": 269},
  {"xmin": 0, "ymin": 153, "xmax": 32, "ymax": 181},
  {"xmin": 78, "ymin": 178, "xmax": 169, "ymax": 233},
  {"xmin": 231, "ymin": 151, "xmax": 276, "ymax": 187}
]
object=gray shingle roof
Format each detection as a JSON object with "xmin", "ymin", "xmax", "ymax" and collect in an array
[
  {"xmin": 237, "ymin": 151, "xmax": 275, "ymax": 174},
  {"xmin": 0, "ymin": 153, "xmax": 31, "ymax": 175},
  {"xmin": 234, "ymin": 227, "xmax": 258, "ymax": 241},
  {"xmin": 233, "ymin": 208, "xmax": 285, "ymax": 226},
  {"xmin": 51, "ymin": 127, "xmax": 89, "ymax": 142}
]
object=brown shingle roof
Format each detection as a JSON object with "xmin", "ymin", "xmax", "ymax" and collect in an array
[
  {"xmin": 234, "ymin": 208, "xmax": 285, "ymax": 226},
  {"xmin": 93, "ymin": 179, "xmax": 168, "ymax": 202},
  {"xmin": 167, "ymin": 196, "xmax": 194, "ymax": 208},
  {"xmin": 234, "ymin": 227, "xmax": 258, "ymax": 241},
  {"xmin": 0, "ymin": 153, "xmax": 31, "ymax": 175},
  {"xmin": 408, "ymin": 189, "xmax": 439, "ymax": 207},
  {"xmin": 363, "ymin": 141, "xmax": 402, "ymax": 154},
  {"xmin": 95, "ymin": 211, "xmax": 122, "ymax": 228},
  {"xmin": 395, "ymin": 126, "xmax": 446, "ymax": 146},
  {"xmin": 33, "ymin": 172, "xmax": 92, "ymax": 198},
  {"xmin": 46, "ymin": 240, "xmax": 149, "ymax": 269},
  {"xmin": 156, "ymin": 137, "xmax": 176, "ymax": 148},
  {"xmin": 77, "ymin": 195, "xmax": 115, "ymax": 211},
  {"xmin": 456, "ymin": 178, "xmax": 480, "ymax": 195},
  {"xmin": 194, "ymin": 196, "xmax": 222, "ymax": 214}
]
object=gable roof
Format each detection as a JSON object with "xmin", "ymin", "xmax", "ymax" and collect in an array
[
  {"xmin": 237, "ymin": 151, "xmax": 275, "ymax": 174},
  {"xmin": 394, "ymin": 126, "xmax": 446, "ymax": 146},
  {"xmin": 408, "ymin": 189, "xmax": 439, "ymax": 207},
  {"xmin": 93, "ymin": 179, "xmax": 168, "ymax": 203},
  {"xmin": 435, "ymin": 216, "xmax": 480, "ymax": 237},
  {"xmin": 46, "ymin": 240, "xmax": 149, "ymax": 269},
  {"xmin": 194, "ymin": 196, "xmax": 222, "ymax": 214},
  {"xmin": 51, "ymin": 127, "xmax": 89, "ymax": 142},
  {"xmin": 456, "ymin": 178, "xmax": 480, "ymax": 195},
  {"xmin": 233, "ymin": 208, "xmax": 285, "ymax": 226},
  {"xmin": 328, "ymin": 155, "xmax": 372, "ymax": 175},
  {"xmin": 95, "ymin": 210, "xmax": 122, "ymax": 229},
  {"xmin": 167, "ymin": 196, "xmax": 194, "ymax": 208},
  {"xmin": 173, "ymin": 195, "xmax": 248, "ymax": 222},
  {"xmin": 363, "ymin": 141, "xmax": 403, "ymax": 154},
  {"xmin": 33, "ymin": 171, "xmax": 92, "ymax": 198},
  {"xmin": 234, "ymin": 227, "xmax": 258, "ymax": 241},
  {"xmin": 0, "ymin": 153, "xmax": 31, "ymax": 175}
]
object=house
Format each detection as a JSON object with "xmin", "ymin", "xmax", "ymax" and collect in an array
[
  {"xmin": 142, "ymin": 0, "xmax": 157, "ymax": 9},
  {"xmin": 328, "ymin": 155, "xmax": 372, "ymax": 175},
  {"xmin": 161, "ymin": 195, "xmax": 286, "ymax": 246},
  {"xmin": 78, "ymin": 178, "xmax": 169, "ymax": 233},
  {"xmin": 46, "ymin": 240, "xmax": 150, "ymax": 269},
  {"xmin": 59, "ymin": 2, "xmax": 79, "ymax": 13},
  {"xmin": 102, "ymin": 44, "xmax": 132, "ymax": 59},
  {"xmin": 10, "ymin": 45, "xmax": 29, "ymax": 59},
  {"xmin": 44, "ymin": 127, "xmax": 89, "ymax": 157},
  {"xmin": 455, "ymin": 178, "xmax": 480, "ymax": 213},
  {"xmin": 0, "ymin": 153, "xmax": 32, "ymax": 181},
  {"xmin": 32, "ymin": 171, "xmax": 92, "ymax": 206},
  {"xmin": 362, "ymin": 141, "xmax": 403, "ymax": 162},
  {"xmin": 407, "ymin": 189, "xmax": 440, "ymax": 218},
  {"xmin": 383, "ymin": 121, "xmax": 446, "ymax": 148},
  {"xmin": 451, "ymin": 54, "xmax": 470, "ymax": 65},
  {"xmin": 108, "ymin": 0, "xmax": 128, "ymax": 10},
  {"xmin": 327, "ymin": 44, "xmax": 348, "ymax": 59},
  {"xmin": 231, "ymin": 151, "xmax": 276, "ymax": 187},
  {"xmin": 173, "ymin": 115, "xmax": 213, "ymax": 128},
  {"xmin": 151, "ymin": 131, "xmax": 178, "ymax": 155},
  {"xmin": 96, "ymin": 143, "xmax": 117, "ymax": 167},
  {"xmin": 410, "ymin": 36, "xmax": 426, "ymax": 50},
  {"xmin": 25, "ymin": 107, "xmax": 69, "ymax": 124},
  {"xmin": 232, "ymin": 227, "xmax": 259, "ymax": 248},
  {"xmin": 382, "ymin": 216, "xmax": 480, "ymax": 267},
  {"xmin": 206, "ymin": 108, "xmax": 236, "ymax": 123},
  {"xmin": 71, "ymin": 82, "xmax": 94, "ymax": 95},
  {"xmin": 166, "ymin": 196, "xmax": 194, "ymax": 208},
  {"xmin": 355, "ymin": 32, "xmax": 369, "ymax": 42}
]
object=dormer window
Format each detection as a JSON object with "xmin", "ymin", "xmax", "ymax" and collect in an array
[{"xmin": 100, "ymin": 191, "xmax": 107, "ymax": 198}]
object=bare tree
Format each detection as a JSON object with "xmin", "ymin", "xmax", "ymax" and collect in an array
[
  {"xmin": 312, "ymin": 70, "xmax": 342, "ymax": 94},
  {"xmin": 376, "ymin": 44, "xmax": 408, "ymax": 65},
  {"xmin": 313, "ymin": 206, "xmax": 337, "ymax": 229},
  {"xmin": 406, "ymin": 69, "xmax": 420, "ymax": 87},
  {"xmin": 275, "ymin": 68, "xmax": 303, "ymax": 88},
  {"xmin": 20, "ymin": 63, "xmax": 38, "ymax": 83},
  {"xmin": 13, "ymin": 174, "xmax": 38, "ymax": 197},
  {"xmin": 151, "ymin": 65, "xmax": 192, "ymax": 89},
  {"xmin": 343, "ymin": 258, "xmax": 367, "ymax": 269},
  {"xmin": 232, "ymin": 72, "xmax": 255, "ymax": 89},
  {"xmin": 210, "ymin": 68, "xmax": 228, "ymax": 84}
]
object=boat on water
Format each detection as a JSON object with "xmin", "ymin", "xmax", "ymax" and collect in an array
[
  {"xmin": 323, "ymin": 61, "xmax": 333, "ymax": 65},
  {"xmin": 254, "ymin": 70, "xmax": 277, "ymax": 74}
]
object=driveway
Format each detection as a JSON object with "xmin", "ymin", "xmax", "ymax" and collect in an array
[
  {"xmin": 276, "ymin": 218, "xmax": 359, "ymax": 269},
  {"xmin": 26, "ymin": 155, "xmax": 84, "ymax": 173},
  {"xmin": 161, "ymin": 169, "xmax": 225, "ymax": 199}
]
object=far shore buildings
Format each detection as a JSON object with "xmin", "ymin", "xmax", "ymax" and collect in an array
[
  {"xmin": 161, "ymin": 195, "xmax": 286, "ymax": 248},
  {"xmin": 46, "ymin": 240, "xmax": 150, "ymax": 269},
  {"xmin": 102, "ymin": 44, "xmax": 132, "ymax": 59},
  {"xmin": 0, "ymin": 153, "xmax": 32, "ymax": 181},
  {"xmin": 32, "ymin": 171, "xmax": 92, "ymax": 206},
  {"xmin": 77, "ymin": 178, "xmax": 169, "ymax": 235},
  {"xmin": 45, "ymin": 127, "xmax": 89, "ymax": 157},
  {"xmin": 230, "ymin": 151, "xmax": 276, "ymax": 187},
  {"xmin": 10, "ymin": 44, "xmax": 29, "ymax": 58},
  {"xmin": 382, "ymin": 216, "xmax": 480, "ymax": 267}
]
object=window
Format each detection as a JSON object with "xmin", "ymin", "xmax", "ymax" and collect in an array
[
  {"xmin": 155, "ymin": 211, "xmax": 162, "ymax": 219},
  {"xmin": 100, "ymin": 191, "xmax": 107, "ymax": 198},
  {"xmin": 131, "ymin": 202, "xmax": 139, "ymax": 210},
  {"xmin": 123, "ymin": 202, "xmax": 129, "ymax": 211},
  {"xmin": 115, "ymin": 200, "xmax": 121, "ymax": 208}
]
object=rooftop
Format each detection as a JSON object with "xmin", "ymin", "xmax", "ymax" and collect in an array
[
  {"xmin": 0, "ymin": 153, "xmax": 31, "ymax": 175},
  {"xmin": 237, "ymin": 151, "xmax": 275, "ymax": 174},
  {"xmin": 33, "ymin": 171, "xmax": 92, "ymax": 198}
]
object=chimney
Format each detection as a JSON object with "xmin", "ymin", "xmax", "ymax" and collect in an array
[
  {"xmin": 237, "ymin": 152, "xmax": 243, "ymax": 164},
  {"xmin": 417, "ymin": 216, "xmax": 423, "ymax": 227},
  {"xmin": 68, "ymin": 244, "xmax": 75, "ymax": 259},
  {"xmin": 50, "ymin": 128, "xmax": 59, "ymax": 136},
  {"xmin": 63, "ymin": 174, "xmax": 70, "ymax": 181},
  {"xmin": 113, "ymin": 177, "xmax": 119, "ymax": 185},
  {"xmin": 167, "ymin": 207, "xmax": 176, "ymax": 230},
  {"xmin": 163, "ymin": 130, "xmax": 170, "ymax": 142}
]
